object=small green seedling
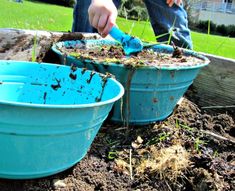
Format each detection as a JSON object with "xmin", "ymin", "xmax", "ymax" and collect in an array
[
  {"xmin": 158, "ymin": 132, "xmax": 171, "ymax": 142},
  {"xmin": 167, "ymin": 17, "xmax": 177, "ymax": 46},
  {"xmin": 32, "ymin": 33, "xmax": 37, "ymax": 62},
  {"xmin": 108, "ymin": 151, "xmax": 117, "ymax": 160},
  {"xmin": 140, "ymin": 17, "xmax": 149, "ymax": 39},
  {"xmin": 213, "ymin": 150, "xmax": 219, "ymax": 158},
  {"xmin": 175, "ymin": 119, "xmax": 180, "ymax": 128},
  {"xmin": 105, "ymin": 137, "xmax": 120, "ymax": 147},
  {"xmin": 129, "ymin": 21, "xmax": 135, "ymax": 35},
  {"xmin": 194, "ymin": 137, "xmax": 205, "ymax": 153},
  {"xmin": 146, "ymin": 132, "xmax": 171, "ymax": 146},
  {"xmin": 179, "ymin": 124, "xmax": 194, "ymax": 132}
]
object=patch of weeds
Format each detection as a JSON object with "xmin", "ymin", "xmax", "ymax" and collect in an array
[
  {"xmin": 175, "ymin": 118, "xmax": 180, "ymax": 129},
  {"xmin": 194, "ymin": 137, "xmax": 206, "ymax": 153},
  {"xmin": 179, "ymin": 123, "xmax": 194, "ymax": 132},
  {"xmin": 105, "ymin": 137, "xmax": 120, "ymax": 147},
  {"xmin": 146, "ymin": 132, "xmax": 171, "ymax": 146}
]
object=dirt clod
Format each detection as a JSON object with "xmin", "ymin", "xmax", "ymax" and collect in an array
[{"xmin": 172, "ymin": 42, "xmax": 183, "ymax": 58}]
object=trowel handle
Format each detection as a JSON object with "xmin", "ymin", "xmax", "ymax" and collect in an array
[{"xmin": 109, "ymin": 26, "xmax": 127, "ymax": 43}]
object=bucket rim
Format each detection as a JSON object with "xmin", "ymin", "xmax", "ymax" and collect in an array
[{"xmin": 0, "ymin": 60, "xmax": 125, "ymax": 109}]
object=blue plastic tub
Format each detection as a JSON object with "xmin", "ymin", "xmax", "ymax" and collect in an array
[
  {"xmin": 52, "ymin": 40, "xmax": 210, "ymax": 125},
  {"xmin": 0, "ymin": 60, "xmax": 124, "ymax": 179}
]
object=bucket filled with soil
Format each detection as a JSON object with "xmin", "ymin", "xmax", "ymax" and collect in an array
[
  {"xmin": 52, "ymin": 40, "xmax": 210, "ymax": 125},
  {"xmin": 0, "ymin": 60, "xmax": 124, "ymax": 179}
]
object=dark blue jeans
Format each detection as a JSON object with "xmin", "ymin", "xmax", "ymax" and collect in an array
[{"xmin": 72, "ymin": 0, "xmax": 192, "ymax": 49}]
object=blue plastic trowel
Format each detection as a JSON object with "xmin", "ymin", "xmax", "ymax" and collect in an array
[{"xmin": 109, "ymin": 26, "xmax": 143, "ymax": 55}]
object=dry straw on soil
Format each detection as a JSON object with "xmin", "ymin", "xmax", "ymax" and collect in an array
[{"xmin": 136, "ymin": 144, "xmax": 190, "ymax": 181}]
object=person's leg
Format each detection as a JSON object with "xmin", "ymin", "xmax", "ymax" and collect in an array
[
  {"xmin": 72, "ymin": 0, "xmax": 93, "ymax": 32},
  {"xmin": 143, "ymin": 0, "xmax": 192, "ymax": 49},
  {"xmin": 72, "ymin": 0, "xmax": 121, "ymax": 33}
]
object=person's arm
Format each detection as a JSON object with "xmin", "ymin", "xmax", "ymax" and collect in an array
[
  {"xmin": 88, "ymin": 0, "xmax": 117, "ymax": 37},
  {"xmin": 88, "ymin": 0, "xmax": 183, "ymax": 37}
]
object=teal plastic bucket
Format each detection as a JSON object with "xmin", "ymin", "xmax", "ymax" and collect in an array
[
  {"xmin": 52, "ymin": 40, "xmax": 210, "ymax": 125},
  {"xmin": 0, "ymin": 60, "xmax": 124, "ymax": 179}
]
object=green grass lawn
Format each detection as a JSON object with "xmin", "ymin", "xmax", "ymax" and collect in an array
[
  {"xmin": 1, "ymin": 0, "xmax": 235, "ymax": 59},
  {"xmin": 117, "ymin": 18, "xmax": 235, "ymax": 59},
  {"xmin": 0, "ymin": 0, "xmax": 73, "ymax": 31}
]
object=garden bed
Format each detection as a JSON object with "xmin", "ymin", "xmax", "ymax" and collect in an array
[{"xmin": 0, "ymin": 29, "xmax": 234, "ymax": 191}]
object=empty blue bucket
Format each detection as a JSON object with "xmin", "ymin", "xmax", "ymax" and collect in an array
[
  {"xmin": 0, "ymin": 60, "xmax": 124, "ymax": 179},
  {"xmin": 52, "ymin": 40, "xmax": 210, "ymax": 125}
]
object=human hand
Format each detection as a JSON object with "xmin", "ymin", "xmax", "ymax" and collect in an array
[
  {"xmin": 88, "ymin": 0, "xmax": 118, "ymax": 37},
  {"xmin": 166, "ymin": 0, "xmax": 182, "ymax": 7}
]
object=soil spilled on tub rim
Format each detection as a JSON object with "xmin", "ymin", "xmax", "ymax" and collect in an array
[{"xmin": 56, "ymin": 40, "xmax": 206, "ymax": 68}]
